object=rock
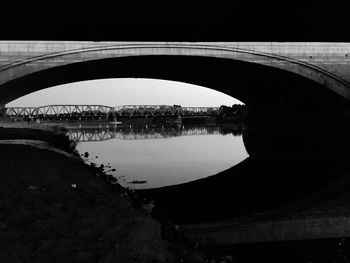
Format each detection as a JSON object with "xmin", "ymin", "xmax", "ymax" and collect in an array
[
  {"xmin": 76, "ymin": 251, "xmax": 95, "ymax": 263},
  {"xmin": 221, "ymin": 255, "xmax": 234, "ymax": 262},
  {"xmin": 28, "ymin": 185, "xmax": 38, "ymax": 190},
  {"xmin": 141, "ymin": 201, "xmax": 154, "ymax": 214},
  {"xmin": 182, "ymin": 253, "xmax": 204, "ymax": 263},
  {"xmin": 0, "ymin": 222, "xmax": 7, "ymax": 230},
  {"xmin": 52, "ymin": 202, "xmax": 63, "ymax": 209}
]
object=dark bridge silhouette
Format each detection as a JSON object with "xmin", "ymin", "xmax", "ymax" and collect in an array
[{"xmin": 2, "ymin": 41, "xmax": 350, "ymax": 245}]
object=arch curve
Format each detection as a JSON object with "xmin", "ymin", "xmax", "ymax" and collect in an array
[{"xmin": 0, "ymin": 42, "xmax": 350, "ymax": 106}]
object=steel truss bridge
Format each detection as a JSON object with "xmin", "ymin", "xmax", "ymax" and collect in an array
[
  {"xmin": 67, "ymin": 126, "xmax": 241, "ymax": 142},
  {"xmin": 2, "ymin": 105, "xmax": 222, "ymax": 119}
]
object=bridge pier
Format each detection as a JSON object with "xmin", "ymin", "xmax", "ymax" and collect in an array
[{"xmin": 181, "ymin": 186, "xmax": 350, "ymax": 244}]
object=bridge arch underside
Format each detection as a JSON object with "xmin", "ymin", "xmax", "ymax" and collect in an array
[
  {"xmin": 1, "ymin": 55, "xmax": 349, "ymax": 120},
  {"xmin": 2, "ymin": 54, "xmax": 350, "ymax": 226}
]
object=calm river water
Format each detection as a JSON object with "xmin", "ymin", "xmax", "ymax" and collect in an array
[{"xmin": 69, "ymin": 123, "xmax": 248, "ymax": 189}]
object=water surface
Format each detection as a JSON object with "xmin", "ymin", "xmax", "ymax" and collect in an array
[{"xmin": 70, "ymin": 124, "xmax": 248, "ymax": 189}]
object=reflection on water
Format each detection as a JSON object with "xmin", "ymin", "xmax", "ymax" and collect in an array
[
  {"xmin": 138, "ymin": 123, "xmax": 350, "ymax": 224},
  {"xmin": 67, "ymin": 123, "xmax": 244, "ymax": 141},
  {"xmin": 70, "ymin": 123, "xmax": 248, "ymax": 189}
]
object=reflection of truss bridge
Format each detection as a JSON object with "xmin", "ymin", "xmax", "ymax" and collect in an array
[
  {"xmin": 67, "ymin": 126, "xmax": 227, "ymax": 142},
  {"xmin": 3, "ymin": 104, "xmax": 222, "ymax": 119},
  {"xmin": 68, "ymin": 129, "xmax": 117, "ymax": 142}
]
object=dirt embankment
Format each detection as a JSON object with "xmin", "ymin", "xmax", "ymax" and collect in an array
[{"xmin": 0, "ymin": 141, "xmax": 174, "ymax": 263}]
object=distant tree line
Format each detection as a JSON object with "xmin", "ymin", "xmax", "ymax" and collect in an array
[{"xmin": 218, "ymin": 104, "xmax": 247, "ymax": 117}]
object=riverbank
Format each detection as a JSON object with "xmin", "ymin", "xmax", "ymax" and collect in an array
[
  {"xmin": 8, "ymin": 122, "xmax": 350, "ymax": 262},
  {"xmin": 0, "ymin": 124, "xmax": 198, "ymax": 262},
  {"xmin": 0, "ymin": 142, "xmax": 179, "ymax": 262}
]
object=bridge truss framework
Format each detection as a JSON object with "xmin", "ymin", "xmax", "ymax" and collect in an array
[{"xmin": 2, "ymin": 104, "xmax": 223, "ymax": 119}]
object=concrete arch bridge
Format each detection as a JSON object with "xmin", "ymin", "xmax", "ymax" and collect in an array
[
  {"xmin": 0, "ymin": 42, "xmax": 350, "ymax": 112},
  {"xmin": 2, "ymin": 41, "xmax": 350, "ymax": 244}
]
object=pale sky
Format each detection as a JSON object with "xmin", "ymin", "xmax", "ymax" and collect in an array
[{"xmin": 6, "ymin": 78, "xmax": 243, "ymax": 107}]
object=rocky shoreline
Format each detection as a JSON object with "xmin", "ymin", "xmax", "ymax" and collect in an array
[{"xmin": 0, "ymin": 126, "xmax": 180, "ymax": 262}]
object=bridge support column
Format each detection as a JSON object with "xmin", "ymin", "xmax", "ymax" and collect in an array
[
  {"xmin": 181, "ymin": 187, "xmax": 350, "ymax": 244},
  {"xmin": 112, "ymin": 111, "xmax": 117, "ymax": 122},
  {"xmin": 0, "ymin": 106, "xmax": 5, "ymax": 117}
]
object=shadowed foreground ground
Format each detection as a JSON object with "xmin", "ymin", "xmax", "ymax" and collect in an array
[{"xmin": 0, "ymin": 143, "xmax": 173, "ymax": 263}]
